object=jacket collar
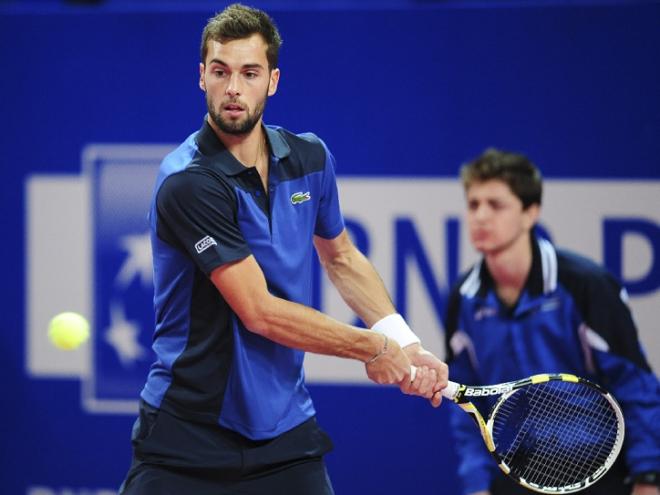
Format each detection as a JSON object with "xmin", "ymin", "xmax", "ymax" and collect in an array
[{"xmin": 460, "ymin": 231, "xmax": 558, "ymax": 300}]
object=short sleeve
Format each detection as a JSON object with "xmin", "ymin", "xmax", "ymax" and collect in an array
[
  {"xmin": 314, "ymin": 142, "xmax": 345, "ymax": 239},
  {"xmin": 155, "ymin": 168, "xmax": 251, "ymax": 275}
]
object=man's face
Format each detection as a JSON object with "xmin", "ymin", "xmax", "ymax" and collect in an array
[
  {"xmin": 199, "ymin": 34, "xmax": 280, "ymax": 135},
  {"xmin": 465, "ymin": 179, "xmax": 539, "ymax": 255}
]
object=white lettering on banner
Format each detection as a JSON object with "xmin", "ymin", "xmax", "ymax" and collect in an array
[{"xmin": 24, "ymin": 144, "xmax": 660, "ymax": 414}]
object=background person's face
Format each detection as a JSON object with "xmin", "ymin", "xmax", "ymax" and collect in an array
[{"xmin": 465, "ymin": 179, "xmax": 537, "ymax": 256}]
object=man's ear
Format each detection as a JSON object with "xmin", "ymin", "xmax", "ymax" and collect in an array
[
  {"xmin": 199, "ymin": 63, "xmax": 206, "ymax": 92},
  {"xmin": 267, "ymin": 68, "xmax": 280, "ymax": 96},
  {"xmin": 524, "ymin": 203, "xmax": 541, "ymax": 230}
]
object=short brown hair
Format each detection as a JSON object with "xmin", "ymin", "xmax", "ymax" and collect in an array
[
  {"xmin": 460, "ymin": 148, "xmax": 543, "ymax": 209},
  {"xmin": 200, "ymin": 3, "xmax": 282, "ymax": 70}
]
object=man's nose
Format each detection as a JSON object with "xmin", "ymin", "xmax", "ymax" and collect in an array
[
  {"xmin": 473, "ymin": 204, "xmax": 490, "ymax": 221},
  {"xmin": 226, "ymin": 73, "xmax": 241, "ymax": 97}
]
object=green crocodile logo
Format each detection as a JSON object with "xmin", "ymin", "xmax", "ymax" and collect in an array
[{"xmin": 291, "ymin": 191, "xmax": 311, "ymax": 205}]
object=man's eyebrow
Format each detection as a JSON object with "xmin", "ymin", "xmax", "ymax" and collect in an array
[
  {"xmin": 207, "ymin": 58, "xmax": 228, "ymax": 66},
  {"xmin": 206, "ymin": 59, "xmax": 265, "ymax": 70}
]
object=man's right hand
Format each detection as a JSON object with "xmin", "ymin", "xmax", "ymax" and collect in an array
[
  {"xmin": 364, "ymin": 335, "xmax": 442, "ymax": 401},
  {"xmin": 364, "ymin": 335, "xmax": 412, "ymax": 385}
]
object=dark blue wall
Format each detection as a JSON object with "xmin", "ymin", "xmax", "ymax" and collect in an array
[{"xmin": 2, "ymin": 2, "xmax": 659, "ymax": 494}]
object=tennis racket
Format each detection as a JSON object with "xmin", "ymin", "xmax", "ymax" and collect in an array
[{"xmin": 416, "ymin": 370, "xmax": 625, "ymax": 493}]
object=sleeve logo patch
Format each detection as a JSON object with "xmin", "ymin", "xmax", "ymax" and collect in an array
[
  {"xmin": 290, "ymin": 191, "xmax": 311, "ymax": 205},
  {"xmin": 195, "ymin": 235, "xmax": 217, "ymax": 254}
]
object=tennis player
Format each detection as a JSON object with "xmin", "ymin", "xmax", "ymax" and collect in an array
[
  {"xmin": 118, "ymin": 4, "xmax": 447, "ymax": 494},
  {"xmin": 445, "ymin": 148, "xmax": 660, "ymax": 495}
]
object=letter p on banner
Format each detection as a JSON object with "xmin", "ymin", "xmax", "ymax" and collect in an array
[{"xmin": 604, "ymin": 218, "xmax": 660, "ymax": 295}]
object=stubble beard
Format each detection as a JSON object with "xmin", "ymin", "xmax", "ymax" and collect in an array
[{"xmin": 207, "ymin": 92, "xmax": 268, "ymax": 136}]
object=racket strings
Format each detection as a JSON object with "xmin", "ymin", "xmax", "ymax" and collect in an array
[
  {"xmin": 500, "ymin": 383, "xmax": 616, "ymax": 486},
  {"xmin": 516, "ymin": 384, "xmax": 617, "ymax": 487},
  {"xmin": 491, "ymin": 381, "xmax": 620, "ymax": 489},
  {"xmin": 523, "ymin": 390, "xmax": 612, "ymax": 487},
  {"xmin": 521, "ymin": 386, "xmax": 609, "ymax": 484},
  {"xmin": 497, "ymin": 388, "xmax": 599, "ymax": 486}
]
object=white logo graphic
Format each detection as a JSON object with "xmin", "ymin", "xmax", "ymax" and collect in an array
[
  {"xmin": 474, "ymin": 306, "xmax": 498, "ymax": 321},
  {"xmin": 116, "ymin": 233, "xmax": 153, "ymax": 289},
  {"xmin": 195, "ymin": 235, "xmax": 217, "ymax": 254},
  {"xmin": 465, "ymin": 384, "xmax": 514, "ymax": 397},
  {"xmin": 104, "ymin": 302, "xmax": 147, "ymax": 366}
]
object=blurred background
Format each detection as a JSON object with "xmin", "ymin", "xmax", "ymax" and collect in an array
[{"xmin": 2, "ymin": 0, "xmax": 659, "ymax": 493}]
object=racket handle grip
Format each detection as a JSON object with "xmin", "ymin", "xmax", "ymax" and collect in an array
[
  {"xmin": 410, "ymin": 365, "xmax": 459, "ymax": 399},
  {"xmin": 442, "ymin": 381, "xmax": 460, "ymax": 399}
]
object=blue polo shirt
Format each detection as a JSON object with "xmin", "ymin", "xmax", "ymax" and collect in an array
[{"xmin": 141, "ymin": 120, "xmax": 345, "ymax": 440}]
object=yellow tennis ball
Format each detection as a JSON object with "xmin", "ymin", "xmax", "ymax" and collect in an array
[{"xmin": 48, "ymin": 312, "xmax": 90, "ymax": 350}]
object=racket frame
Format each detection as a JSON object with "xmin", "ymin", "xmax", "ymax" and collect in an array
[{"xmin": 443, "ymin": 373, "xmax": 626, "ymax": 494}]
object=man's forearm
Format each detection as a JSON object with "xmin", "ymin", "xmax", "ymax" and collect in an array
[
  {"xmin": 247, "ymin": 292, "xmax": 381, "ymax": 361},
  {"xmin": 318, "ymin": 242, "xmax": 396, "ymax": 327},
  {"xmin": 242, "ymin": 292, "xmax": 412, "ymax": 386}
]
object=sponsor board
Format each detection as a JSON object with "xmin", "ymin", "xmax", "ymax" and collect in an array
[{"xmin": 25, "ymin": 144, "xmax": 660, "ymax": 414}]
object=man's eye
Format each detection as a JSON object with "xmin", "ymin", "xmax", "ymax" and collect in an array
[
  {"xmin": 245, "ymin": 72, "xmax": 258, "ymax": 79},
  {"xmin": 213, "ymin": 70, "xmax": 226, "ymax": 77}
]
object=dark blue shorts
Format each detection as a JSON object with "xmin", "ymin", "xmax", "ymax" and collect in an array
[{"xmin": 119, "ymin": 400, "xmax": 334, "ymax": 495}]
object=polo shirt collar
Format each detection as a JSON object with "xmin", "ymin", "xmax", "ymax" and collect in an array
[
  {"xmin": 265, "ymin": 125, "xmax": 291, "ymax": 160},
  {"xmin": 195, "ymin": 118, "xmax": 291, "ymax": 176}
]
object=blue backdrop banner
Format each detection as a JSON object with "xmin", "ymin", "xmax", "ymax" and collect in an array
[{"xmin": 3, "ymin": 2, "xmax": 659, "ymax": 494}]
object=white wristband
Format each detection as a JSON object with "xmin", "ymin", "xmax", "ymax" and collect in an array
[{"xmin": 371, "ymin": 313, "xmax": 420, "ymax": 348}]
